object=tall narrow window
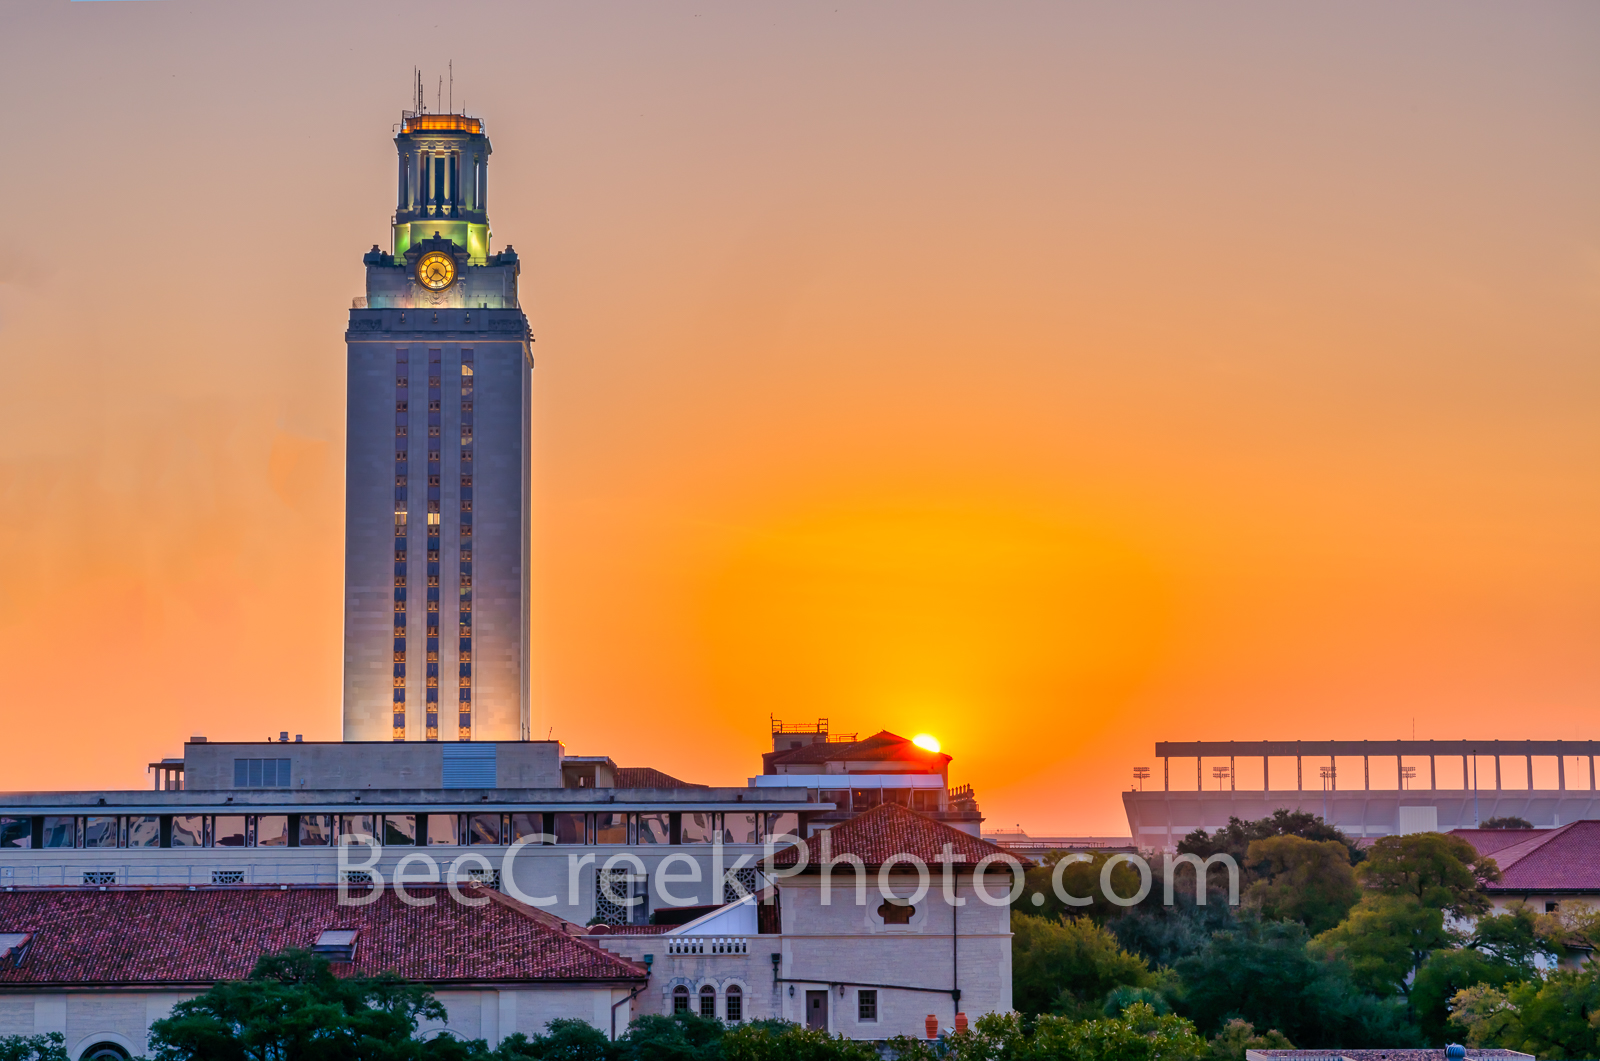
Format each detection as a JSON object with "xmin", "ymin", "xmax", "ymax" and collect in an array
[
  {"xmin": 393, "ymin": 349, "xmax": 409, "ymax": 740},
  {"xmin": 458, "ymin": 351, "xmax": 474, "ymax": 740},
  {"xmin": 426, "ymin": 349, "xmax": 443, "ymax": 740}
]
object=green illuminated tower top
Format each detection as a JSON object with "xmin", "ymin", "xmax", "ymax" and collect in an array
[{"xmin": 393, "ymin": 111, "xmax": 492, "ymax": 265}]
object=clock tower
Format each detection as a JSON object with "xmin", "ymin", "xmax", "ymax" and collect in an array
[{"xmin": 342, "ymin": 109, "xmax": 532, "ymax": 743}]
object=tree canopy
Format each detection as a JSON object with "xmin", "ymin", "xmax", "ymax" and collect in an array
[
  {"xmin": 1179, "ymin": 810, "xmax": 1362, "ymax": 866},
  {"xmin": 1357, "ymin": 832, "xmax": 1501, "ymax": 918}
]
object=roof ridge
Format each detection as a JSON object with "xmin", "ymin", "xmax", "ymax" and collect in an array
[{"xmin": 1488, "ymin": 820, "xmax": 1583, "ymax": 870}]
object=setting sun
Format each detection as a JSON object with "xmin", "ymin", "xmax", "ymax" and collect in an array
[{"xmin": 911, "ymin": 734, "xmax": 941, "ymax": 754}]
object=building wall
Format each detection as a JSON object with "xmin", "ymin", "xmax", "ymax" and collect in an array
[
  {"xmin": 601, "ymin": 872, "xmax": 1014, "ymax": 1039},
  {"xmin": 180, "ymin": 741, "xmax": 562, "ymax": 791},
  {"xmin": 0, "ymin": 985, "xmax": 629, "ymax": 1057},
  {"xmin": 1122, "ymin": 789, "xmax": 1600, "ymax": 849},
  {"xmin": 343, "ymin": 306, "xmax": 531, "ymax": 743}
]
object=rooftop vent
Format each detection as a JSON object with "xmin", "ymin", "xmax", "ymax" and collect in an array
[{"xmin": 312, "ymin": 929, "xmax": 358, "ymax": 962}]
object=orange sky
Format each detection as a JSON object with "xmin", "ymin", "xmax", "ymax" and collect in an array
[{"xmin": 2, "ymin": 2, "xmax": 1599, "ymax": 833}]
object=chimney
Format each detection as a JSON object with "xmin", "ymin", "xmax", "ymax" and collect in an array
[{"xmin": 279, "ymin": 731, "xmax": 289, "ymax": 743}]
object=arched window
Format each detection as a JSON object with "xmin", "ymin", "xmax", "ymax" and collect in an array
[
  {"xmin": 81, "ymin": 1046, "xmax": 132, "ymax": 1061},
  {"xmin": 699, "ymin": 984, "xmax": 717, "ymax": 1019},
  {"xmin": 672, "ymin": 985, "xmax": 690, "ymax": 1014},
  {"xmin": 726, "ymin": 984, "xmax": 743, "ymax": 1023}
]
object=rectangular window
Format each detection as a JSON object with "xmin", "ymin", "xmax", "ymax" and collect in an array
[
  {"xmin": 912, "ymin": 790, "xmax": 941, "ymax": 812},
  {"xmin": 212, "ymin": 816, "xmax": 249, "ymax": 848},
  {"xmin": 256, "ymin": 816, "xmax": 290, "ymax": 847},
  {"xmin": 0, "ymin": 817, "xmax": 30, "ymax": 849},
  {"xmin": 509, "ymin": 813, "xmax": 544, "ymax": 843},
  {"xmin": 593, "ymin": 812, "xmax": 629, "ymax": 844},
  {"xmin": 680, "ymin": 813, "xmax": 718, "ymax": 844},
  {"xmin": 858, "ymin": 990, "xmax": 877, "ymax": 1022},
  {"xmin": 383, "ymin": 815, "xmax": 417, "ymax": 846},
  {"xmin": 851, "ymin": 789, "xmax": 882, "ymax": 811},
  {"xmin": 762, "ymin": 813, "xmax": 800, "ymax": 842},
  {"xmin": 340, "ymin": 814, "xmax": 377, "ymax": 844},
  {"xmin": 170, "ymin": 815, "xmax": 205, "ymax": 848},
  {"xmin": 40, "ymin": 817, "xmax": 75, "ymax": 849},
  {"xmin": 427, "ymin": 814, "xmax": 461, "ymax": 846},
  {"xmin": 468, "ymin": 813, "xmax": 502, "ymax": 845},
  {"xmin": 82, "ymin": 816, "xmax": 118, "ymax": 848},
  {"xmin": 125, "ymin": 816, "xmax": 161, "ymax": 848},
  {"xmin": 820, "ymin": 790, "xmax": 851, "ymax": 812},
  {"xmin": 635, "ymin": 813, "xmax": 671, "ymax": 845},
  {"xmin": 552, "ymin": 812, "xmax": 587, "ymax": 845},
  {"xmin": 722, "ymin": 813, "xmax": 759, "ymax": 845},
  {"xmin": 233, "ymin": 758, "xmax": 292, "ymax": 788},
  {"xmin": 299, "ymin": 815, "xmax": 333, "ymax": 847}
]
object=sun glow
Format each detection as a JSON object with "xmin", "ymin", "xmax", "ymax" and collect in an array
[{"xmin": 912, "ymin": 734, "xmax": 941, "ymax": 753}]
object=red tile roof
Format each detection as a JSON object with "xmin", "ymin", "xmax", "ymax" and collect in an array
[
  {"xmin": 0, "ymin": 884, "xmax": 646, "ymax": 987},
  {"xmin": 763, "ymin": 730, "xmax": 950, "ymax": 772},
  {"xmin": 614, "ymin": 767, "xmax": 706, "ymax": 790},
  {"xmin": 1450, "ymin": 829, "xmax": 1552, "ymax": 858},
  {"xmin": 767, "ymin": 803, "xmax": 1033, "ymax": 869},
  {"xmin": 1452, "ymin": 821, "xmax": 1600, "ymax": 893}
]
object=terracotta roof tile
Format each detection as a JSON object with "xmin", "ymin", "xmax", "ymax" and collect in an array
[
  {"xmin": 0, "ymin": 884, "xmax": 646, "ymax": 986},
  {"xmin": 1476, "ymin": 820, "xmax": 1600, "ymax": 892},
  {"xmin": 767, "ymin": 803, "xmax": 1033, "ymax": 869},
  {"xmin": 1449, "ymin": 829, "xmax": 1552, "ymax": 858},
  {"xmin": 614, "ymin": 767, "xmax": 706, "ymax": 790}
]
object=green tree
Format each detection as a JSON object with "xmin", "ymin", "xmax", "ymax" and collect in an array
[
  {"xmin": 1357, "ymin": 833, "xmax": 1500, "ymax": 919},
  {"xmin": 612, "ymin": 1014, "xmax": 725, "ymax": 1061},
  {"xmin": 1479, "ymin": 817, "xmax": 1533, "ymax": 830},
  {"xmin": 1411, "ymin": 948, "xmax": 1523, "ymax": 1046},
  {"xmin": 1017, "ymin": 851, "xmax": 1151, "ymax": 923},
  {"xmin": 1179, "ymin": 811, "xmax": 1361, "ymax": 867},
  {"xmin": 721, "ymin": 1021, "xmax": 878, "ymax": 1061},
  {"xmin": 1175, "ymin": 919, "xmax": 1417, "ymax": 1048},
  {"xmin": 1205, "ymin": 1020, "xmax": 1293, "ymax": 1061},
  {"xmin": 493, "ymin": 1019, "xmax": 612, "ymax": 1061},
  {"xmin": 1011, "ymin": 913, "xmax": 1155, "ymax": 1018},
  {"xmin": 1243, "ymin": 836, "xmax": 1362, "ymax": 936},
  {"xmin": 1028, "ymin": 1002, "xmax": 1208, "ymax": 1061},
  {"xmin": 0, "ymin": 1035, "xmax": 66, "ymax": 1061},
  {"xmin": 1450, "ymin": 970, "xmax": 1600, "ymax": 1058},
  {"xmin": 147, "ymin": 949, "xmax": 484, "ymax": 1061},
  {"xmin": 1310, "ymin": 894, "xmax": 1452, "ymax": 997}
]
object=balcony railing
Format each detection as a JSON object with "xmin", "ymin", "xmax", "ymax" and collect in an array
[{"xmin": 665, "ymin": 936, "xmax": 748, "ymax": 955}]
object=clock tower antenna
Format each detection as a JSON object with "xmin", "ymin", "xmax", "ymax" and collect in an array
[{"xmin": 449, "ymin": 60, "xmax": 453, "ymax": 113}]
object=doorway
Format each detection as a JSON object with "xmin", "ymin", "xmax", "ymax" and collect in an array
[{"xmin": 805, "ymin": 990, "xmax": 828, "ymax": 1030}]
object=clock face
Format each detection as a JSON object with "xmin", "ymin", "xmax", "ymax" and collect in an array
[{"xmin": 416, "ymin": 251, "xmax": 456, "ymax": 291}]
